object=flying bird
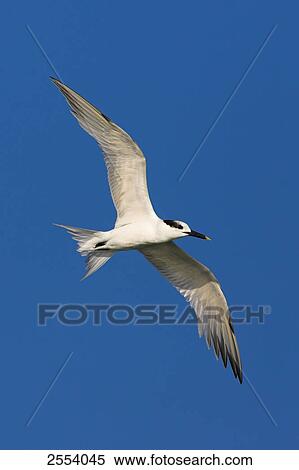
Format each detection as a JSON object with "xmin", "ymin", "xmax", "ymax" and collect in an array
[{"xmin": 51, "ymin": 78, "xmax": 242, "ymax": 383}]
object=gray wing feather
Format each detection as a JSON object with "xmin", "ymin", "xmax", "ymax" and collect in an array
[
  {"xmin": 140, "ymin": 242, "xmax": 242, "ymax": 383},
  {"xmin": 52, "ymin": 79, "xmax": 156, "ymax": 226}
]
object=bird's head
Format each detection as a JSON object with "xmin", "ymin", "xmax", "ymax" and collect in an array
[{"xmin": 163, "ymin": 220, "xmax": 211, "ymax": 240}]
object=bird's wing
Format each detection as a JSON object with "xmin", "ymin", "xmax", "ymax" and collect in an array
[
  {"xmin": 140, "ymin": 242, "xmax": 242, "ymax": 383},
  {"xmin": 52, "ymin": 79, "xmax": 156, "ymax": 226}
]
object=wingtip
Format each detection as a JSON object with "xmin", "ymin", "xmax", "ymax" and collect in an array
[
  {"xmin": 53, "ymin": 223, "xmax": 66, "ymax": 229},
  {"xmin": 50, "ymin": 76, "xmax": 64, "ymax": 88},
  {"xmin": 50, "ymin": 76, "xmax": 60, "ymax": 82},
  {"xmin": 232, "ymin": 362, "xmax": 243, "ymax": 384}
]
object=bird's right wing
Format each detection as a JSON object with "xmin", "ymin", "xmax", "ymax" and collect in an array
[
  {"xmin": 140, "ymin": 242, "xmax": 242, "ymax": 383},
  {"xmin": 52, "ymin": 79, "xmax": 156, "ymax": 226}
]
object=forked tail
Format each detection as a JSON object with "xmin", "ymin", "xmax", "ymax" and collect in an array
[{"xmin": 54, "ymin": 224, "xmax": 114, "ymax": 280}]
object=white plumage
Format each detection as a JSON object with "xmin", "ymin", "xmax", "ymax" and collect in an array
[{"xmin": 52, "ymin": 78, "xmax": 242, "ymax": 383}]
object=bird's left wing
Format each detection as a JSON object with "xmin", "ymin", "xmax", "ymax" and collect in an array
[
  {"xmin": 140, "ymin": 242, "xmax": 242, "ymax": 383},
  {"xmin": 51, "ymin": 79, "xmax": 156, "ymax": 226}
]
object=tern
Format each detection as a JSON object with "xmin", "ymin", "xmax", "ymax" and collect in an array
[{"xmin": 51, "ymin": 78, "xmax": 242, "ymax": 383}]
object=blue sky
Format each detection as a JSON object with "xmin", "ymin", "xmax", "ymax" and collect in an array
[{"xmin": 1, "ymin": 0, "xmax": 298, "ymax": 450}]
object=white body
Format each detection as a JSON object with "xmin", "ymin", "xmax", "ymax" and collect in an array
[{"xmin": 82, "ymin": 217, "xmax": 187, "ymax": 251}]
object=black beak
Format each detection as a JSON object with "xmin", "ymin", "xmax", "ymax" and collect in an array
[{"xmin": 185, "ymin": 230, "xmax": 211, "ymax": 240}]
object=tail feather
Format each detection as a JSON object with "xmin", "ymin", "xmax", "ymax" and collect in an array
[
  {"xmin": 82, "ymin": 251, "xmax": 113, "ymax": 280},
  {"xmin": 54, "ymin": 223, "xmax": 114, "ymax": 278},
  {"xmin": 54, "ymin": 224, "xmax": 97, "ymax": 248}
]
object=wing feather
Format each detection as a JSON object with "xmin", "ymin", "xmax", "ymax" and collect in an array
[
  {"xmin": 140, "ymin": 242, "xmax": 242, "ymax": 383},
  {"xmin": 51, "ymin": 79, "xmax": 156, "ymax": 226}
]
